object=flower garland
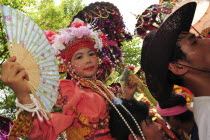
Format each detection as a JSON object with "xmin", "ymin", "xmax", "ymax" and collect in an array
[{"xmin": 51, "ymin": 18, "xmax": 105, "ymax": 57}]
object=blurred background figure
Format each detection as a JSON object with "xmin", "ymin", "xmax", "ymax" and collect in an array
[{"xmin": 157, "ymin": 93, "xmax": 199, "ymax": 140}]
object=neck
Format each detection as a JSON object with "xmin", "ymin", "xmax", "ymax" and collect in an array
[
  {"xmin": 184, "ymin": 73, "xmax": 210, "ymax": 97},
  {"xmin": 70, "ymin": 71, "xmax": 96, "ymax": 81}
]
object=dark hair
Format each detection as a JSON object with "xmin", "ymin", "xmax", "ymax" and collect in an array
[
  {"xmin": 159, "ymin": 93, "xmax": 186, "ymax": 109},
  {"xmin": 160, "ymin": 93, "xmax": 194, "ymax": 123},
  {"xmin": 168, "ymin": 35, "xmax": 187, "ymax": 86},
  {"xmin": 173, "ymin": 110, "xmax": 193, "ymax": 123},
  {"xmin": 109, "ymin": 99, "xmax": 149, "ymax": 140},
  {"xmin": 66, "ymin": 73, "xmax": 71, "ymax": 79}
]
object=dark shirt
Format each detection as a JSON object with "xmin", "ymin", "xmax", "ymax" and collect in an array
[{"xmin": 191, "ymin": 123, "xmax": 199, "ymax": 140}]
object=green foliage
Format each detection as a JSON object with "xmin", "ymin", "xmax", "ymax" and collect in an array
[
  {"xmin": 0, "ymin": 18, "xmax": 9, "ymax": 65},
  {"xmin": 105, "ymin": 70, "xmax": 120, "ymax": 85},
  {"xmin": 0, "ymin": 0, "xmax": 36, "ymax": 10},
  {"xmin": 121, "ymin": 36, "xmax": 142, "ymax": 67},
  {"xmin": 0, "ymin": 88, "xmax": 16, "ymax": 119},
  {"xmin": 27, "ymin": 0, "xmax": 85, "ymax": 31}
]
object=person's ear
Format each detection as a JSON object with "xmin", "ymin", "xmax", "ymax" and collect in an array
[
  {"xmin": 128, "ymin": 134, "xmax": 142, "ymax": 140},
  {"xmin": 168, "ymin": 62, "xmax": 188, "ymax": 75}
]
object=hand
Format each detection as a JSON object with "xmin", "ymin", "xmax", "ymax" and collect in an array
[
  {"xmin": 1, "ymin": 56, "xmax": 31, "ymax": 104},
  {"xmin": 123, "ymin": 75, "xmax": 137, "ymax": 100}
]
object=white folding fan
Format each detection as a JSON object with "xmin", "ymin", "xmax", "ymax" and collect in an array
[{"xmin": 0, "ymin": 5, "xmax": 59, "ymax": 112}]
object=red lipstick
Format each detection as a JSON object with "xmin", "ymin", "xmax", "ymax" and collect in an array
[{"xmin": 84, "ymin": 66, "xmax": 94, "ymax": 71}]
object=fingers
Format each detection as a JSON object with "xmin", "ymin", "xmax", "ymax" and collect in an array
[
  {"xmin": 5, "ymin": 69, "xmax": 28, "ymax": 85},
  {"xmin": 17, "ymin": 70, "xmax": 29, "ymax": 81},
  {"xmin": 7, "ymin": 56, "xmax": 16, "ymax": 62},
  {"xmin": 1, "ymin": 56, "xmax": 28, "ymax": 83},
  {"xmin": 2, "ymin": 63, "xmax": 24, "ymax": 81},
  {"xmin": 11, "ymin": 64, "xmax": 26, "ymax": 77},
  {"xmin": 123, "ymin": 75, "xmax": 138, "ymax": 100}
]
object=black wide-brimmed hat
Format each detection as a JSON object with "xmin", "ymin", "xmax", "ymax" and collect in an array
[{"xmin": 141, "ymin": 2, "xmax": 197, "ymax": 102}]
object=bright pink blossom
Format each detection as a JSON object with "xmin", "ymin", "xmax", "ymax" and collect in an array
[{"xmin": 44, "ymin": 30, "xmax": 57, "ymax": 45}]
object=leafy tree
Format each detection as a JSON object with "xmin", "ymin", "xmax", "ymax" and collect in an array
[
  {"xmin": 27, "ymin": 0, "xmax": 84, "ymax": 31},
  {"xmin": 0, "ymin": 89, "xmax": 16, "ymax": 119},
  {"xmin": 121, "ymin": 36, "xmax": 142, "ymax": 67}
]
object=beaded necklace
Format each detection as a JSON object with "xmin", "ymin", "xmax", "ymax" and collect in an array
[{"xmin": 67, "ymin": 65, "xmax": 146, "ymax": 140}]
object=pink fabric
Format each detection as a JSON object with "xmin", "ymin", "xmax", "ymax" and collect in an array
[
  {"xmin": 176, "ymin": 92, "xmax": 186, "ymax": 98},
  {"xmin": 156, "ymin": 93, "xmax": 188, "ymax": 116},
  {"xmin": 28, "ymin": 79, "xmax": 113, "ymax": 140},
  {"xmin": 156, "ymin": 103, "xmax": 188, "ymax": 116}
]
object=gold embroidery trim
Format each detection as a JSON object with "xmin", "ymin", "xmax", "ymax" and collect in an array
[{"xmin": 9, "ymin": 111, "xmax": 32, "ymax": 137}]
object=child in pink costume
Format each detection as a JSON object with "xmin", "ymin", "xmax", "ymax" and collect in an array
[{"xmin": 1, "ymin": 18, "xmax": 136, "ymax": 140}]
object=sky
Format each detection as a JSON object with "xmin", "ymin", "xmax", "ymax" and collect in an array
[{"xmin": 81, "ymin": 0, "xmax": 159, "ymax": 33}]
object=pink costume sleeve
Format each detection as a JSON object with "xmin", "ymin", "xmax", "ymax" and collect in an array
[{"xmin": 27, "ymin": 80, "xmax": 79, "ymax": 140}]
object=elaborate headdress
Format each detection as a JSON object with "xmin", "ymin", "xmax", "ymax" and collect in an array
[
  {"xmin": 51, "ymin": 18, "xmax": 104, "ymax": 65},
  {"xmin": 72, "ymin": 1, "xmax": 131, "ymax": 46},
  {"xmin": 45, "ymin": 18, "xmax": 123, "ymax": 79},
  {"xmin": 135, "ymin": 2, "xmax": 174, "ymax": 39},
  {"xmin": 71, "ymin": 2, "xmax": 130, "ymax": 80}
]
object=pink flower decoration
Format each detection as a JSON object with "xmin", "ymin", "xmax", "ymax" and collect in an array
[
  {"xmin": 108, "ymin": 40, "xmax": 117, "ymax": 46},
  {"xmin": 41, "ymin": 53, "xmax": 45, "ymax": 57},
  {"xmin": 44, "ymin": 30, "xmax": 57, "ymax": 45},
  {"xmin": 100, "ymin": 33, "xmax": 109, "ymax": 46},
  {"xmin": 6, "ymin": 35, "xmax": 10, "ymax": 40},
  {"xmin": 19, "ymin": 41, "xmax": 24, "ymax": 46},
  {"xmin": 42, "ymin": 79, "xmax": 46, "ymax": 84},
  {"xmin": 145, "ymin": 101, "xmax": 150, "ymax": 105},
  {"xmin": 52, "ymin": 18, "xmax": 104, "ymax": 56},
  {"xmin": 70, "ymin": 18, "xmax": 87, "ymax": 28},
  {"xmin": 128, "ymin": 66, "xmax": 135, "ymax": 70},
  {"xmin": 71, "ymin": 26, "xmax": 91, "ymax": 38},
  {"xmin": 4, "ymin": 16, "xmax": 11, "ymax": 21},
  {"xmin": 124, "ymin": 66, "xmax": 135, "ymax": 70}
]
